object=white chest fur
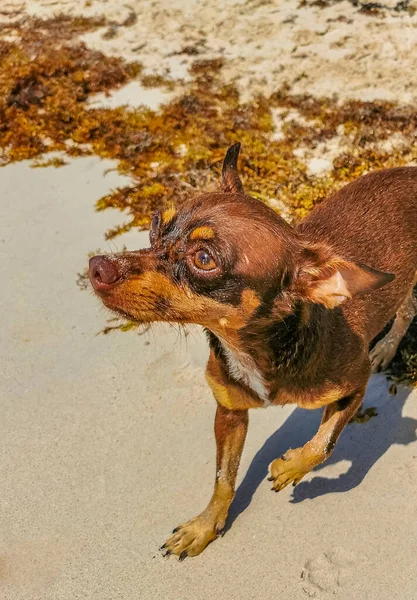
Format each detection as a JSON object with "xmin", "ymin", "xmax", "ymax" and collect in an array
[{"xmin": 219, "ymin": 338, "xmax": 270, "ymax": 406}]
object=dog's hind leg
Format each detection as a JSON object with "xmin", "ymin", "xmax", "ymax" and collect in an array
[{"xmin": 370, "ymin": 277, "xmax": 417, "ymax": 373}]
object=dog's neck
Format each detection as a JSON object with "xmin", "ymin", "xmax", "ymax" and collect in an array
[
  {"xmin": 250, "ymin": 302, "xmax": 331, "ymax": 378},
  {"xmin": 209, "ymin": 301, "xmax": 336, "ymax": 396}
]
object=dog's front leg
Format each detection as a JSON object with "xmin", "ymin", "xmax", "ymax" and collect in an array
[
  {"xmin": 269, "ymin": 389, "xmax": 365, "ymax": 492},
  {"xmin": 161, "ymin": 404, "xmax": 248, "ymax": 560}
]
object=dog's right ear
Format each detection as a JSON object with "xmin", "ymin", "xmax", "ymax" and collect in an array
[
  {"xmin": 294, "ymin": 243, "xmax": 394, "ymax": 309},
  {"xmin": 220, "ymin": 143, "xmax": 244, "ymax": 194}
]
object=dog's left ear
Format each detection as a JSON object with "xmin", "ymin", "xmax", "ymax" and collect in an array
[
  {"xmin": 220, "ymin": 142, "xmax": 244, "ymax": 194},
  {"xmin": 295, "ymin": 243, "xmax": 395, "ymax": 309}
]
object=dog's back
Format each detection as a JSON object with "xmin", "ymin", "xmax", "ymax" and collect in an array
[{"xmin": 298, "ymin": 167, "xmax": 417, "ymax": 339}]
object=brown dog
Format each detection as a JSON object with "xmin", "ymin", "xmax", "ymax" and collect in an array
[{"xmin": 89, "ymin": 144, "xmax": 417, "ymax": 559}]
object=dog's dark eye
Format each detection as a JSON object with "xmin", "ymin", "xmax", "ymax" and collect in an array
[{"xmin": 193, "ymin": 250, "xmax": 217, "ymax": 271}]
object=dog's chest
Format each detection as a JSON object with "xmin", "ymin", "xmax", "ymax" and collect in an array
[{"xmin": 219, "ymin": 339, "xmax": 270, "ymax": 405}]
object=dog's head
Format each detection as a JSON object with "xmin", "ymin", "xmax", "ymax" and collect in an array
[{"xmin": 89, "ymin": 144, "xmax": 393, "ymax": 341}]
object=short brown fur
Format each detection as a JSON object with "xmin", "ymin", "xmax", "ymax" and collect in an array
[{"xmin": 89, "ymin": 143, "xmax": 417, "ymax": 559}]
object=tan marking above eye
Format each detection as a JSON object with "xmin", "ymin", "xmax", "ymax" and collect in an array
[
  {"xmin": 162, "ymin": 207, "xmax": 177, "ymax": 224},
  {"xmin": 189, "ymin": 226, "xmax": 215, "ymax": 240}
]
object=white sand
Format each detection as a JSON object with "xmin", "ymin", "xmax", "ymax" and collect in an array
[
  {"xmin": 3, "ymin": 0, "xmax": 417, "ymax": 103},
  {"xmin": 87, "ymin": 81, "xmax": 173, "ymax": 111}
]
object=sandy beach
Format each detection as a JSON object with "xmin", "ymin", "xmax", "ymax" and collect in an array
[
  {"xmin": 1, "ymin": 1, "xmax": 417, "ymax": 599},
  {"xmin": 3, "ymin": 0, "xmax": 417, "ymax": 103}
]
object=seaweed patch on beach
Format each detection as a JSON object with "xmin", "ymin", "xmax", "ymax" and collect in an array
[
  {"xmin": 0, "ymin": 15, "xmax": 416, "ymax": 383},
  {"xmin": 1, "ymin": 17, "xmax": 417, "ymax": 234}
]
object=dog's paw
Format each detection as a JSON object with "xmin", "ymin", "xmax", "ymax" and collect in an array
[
  {"xmin": 268, "ymin": 447, "xmax": 310, "ymax": 492},
  {"xmin": 369, "ymin": 337, "xmax": 397, "ymax": 373},
  {"xmin": 160, "ymin": 515, "xmax": 223, "ymax": 560}
]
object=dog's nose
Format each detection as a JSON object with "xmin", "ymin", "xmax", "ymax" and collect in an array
[{"xmin": 89, "ymin": 255, "xmax": 121, "ymax": 290}]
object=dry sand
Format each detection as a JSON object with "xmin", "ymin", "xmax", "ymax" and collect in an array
[
  {"xmin": 3, "ymin": 0, "xmax": 417, "ymax": 102},
  {"xmin": 1, "ymin": 1, "xmax": 417, "ymax": 599}
]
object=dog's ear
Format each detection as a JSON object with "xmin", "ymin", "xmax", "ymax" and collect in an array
[
  {"xmin": 220, "ymin": 142, "xmax": 244, "ymax": 194},
  {"xmin": 295, "ymin": 243, "xmax": 394, "ymax": 309}
]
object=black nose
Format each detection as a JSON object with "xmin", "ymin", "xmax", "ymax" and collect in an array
[{"xmin": 89, "ymin": 255, "xmax": 121, "ymax": 290}]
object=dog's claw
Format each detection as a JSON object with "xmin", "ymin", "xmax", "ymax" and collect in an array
[
  {"xmin": 159, "ymin": 543, "xmax": 172, "ymax": 558},
  {"xmin": 179, "ymin": 551, "xmax": 188, "ymax": 562},
  {"xmin": 172, "ymin": 527, "xmax": 180, "ymax": 534},
  {"xmin": 216, "ymin": 526, "xmax": 225, "ymax": 537}
]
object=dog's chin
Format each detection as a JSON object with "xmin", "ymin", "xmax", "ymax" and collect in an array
[
  {"xmin": 99, "ymin": 300, "xmax": 147, "ymax": 324},
  {"xmin": 98, "ymin": 293, "xmax": 188, "ymax": 326},
  {"xmin": 104, "ymin": 302, "xmax": 174, "ymax": 326},
  {"xmin": 112, "ymin": 308, "xmax": 155, "ymax": 324}
]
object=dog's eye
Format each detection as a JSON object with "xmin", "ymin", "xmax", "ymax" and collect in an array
[{"xmin": 193, "ymin": 250, "xmax": 217, "ymax": 271}]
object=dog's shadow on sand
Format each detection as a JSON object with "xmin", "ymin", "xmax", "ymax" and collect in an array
[{"xmin": 226, "ymin": 375, "xmax": 417, "ymax": 530}]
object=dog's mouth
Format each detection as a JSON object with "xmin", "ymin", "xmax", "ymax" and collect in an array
[
  {"xmin": 105, "ymin": 300, "xmax": 168, "ymax": 325},
  {"xmin": 93, "ymin": 285, "xmax": 168, "ymax": 325},
  {"xmin": 89, "ymin": 254, "xmax": 183, "ymax": 324}
]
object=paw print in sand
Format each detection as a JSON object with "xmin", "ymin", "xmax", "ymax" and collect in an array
[{"xmin": 301, "ymin": 548, "xmax": 366, "ymax": 596}]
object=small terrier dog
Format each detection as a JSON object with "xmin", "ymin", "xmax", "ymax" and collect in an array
[{"xmin": 89, "ymin": 144, "xmax": 417, "ymax": 559}]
